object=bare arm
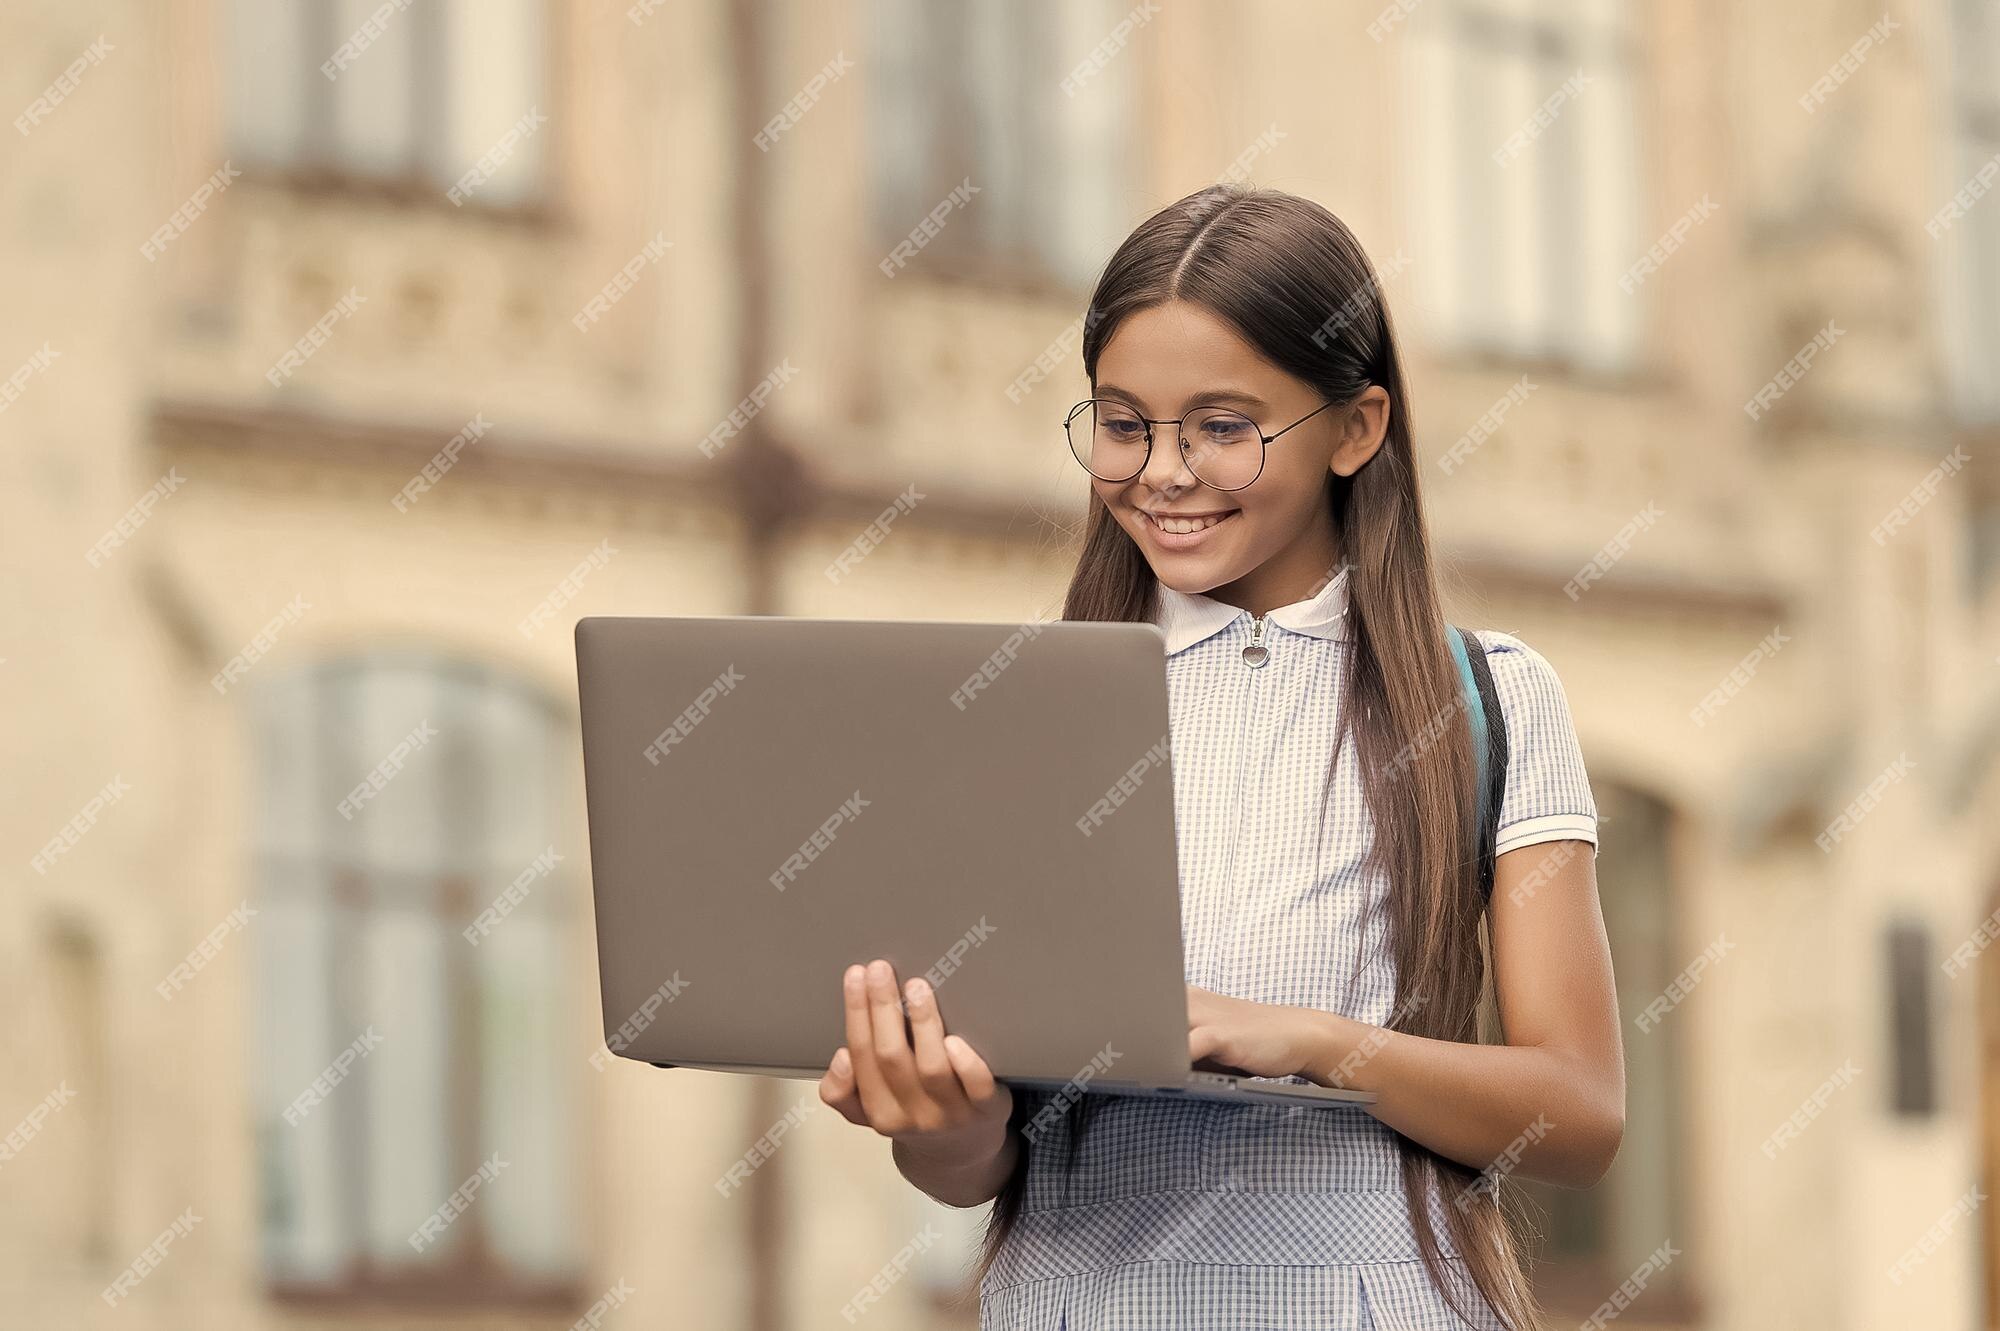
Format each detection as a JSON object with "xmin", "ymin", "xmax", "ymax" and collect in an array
[
  {"xmin": 1187, "ymin": 839, "xmax": 1625, "ymax": 1188},
  {"xmin": 891, "ymin": 1132, "xmax": 1019, "ymax": 1208}
]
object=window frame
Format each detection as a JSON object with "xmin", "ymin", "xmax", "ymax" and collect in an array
[
  {"xmin": 223, "ymin": 0, "xmax": 565, "ymax": 226},
  {"xmin": 1944, "ymin": 0, "xmax": 2000, "ymax": 420},
  {"xmin": 1405, "ymin": 0, "xmax": 1649, "ymax": 376},
  {"xmin": 864, "ymin": 0, "xmax": 1135, "ymax": 296},
  {"xmin": 252, "ymin": 652, "xmax": 586, "ymax": 1310}
]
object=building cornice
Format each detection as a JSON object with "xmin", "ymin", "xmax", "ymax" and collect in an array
[{"xmin": 147, "ymin": 397, "xmax": 1067, "ymax": 547}]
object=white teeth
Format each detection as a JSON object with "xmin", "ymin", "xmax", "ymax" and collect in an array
[{"xmin": 1149, "ymin": 512, "xmax": 1230, "ymax": 535}]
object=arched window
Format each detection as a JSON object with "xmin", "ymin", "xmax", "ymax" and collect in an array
[
  {"xmin": 250, "ymin": 653, "xmax": 582, "ymax": 1302},
  {"xmin": 1520, "ymin": 782, "xmax": 1690, "ymax": 1314}
]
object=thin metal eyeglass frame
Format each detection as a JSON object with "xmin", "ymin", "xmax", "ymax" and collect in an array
[{"xmin": 1064, "ymin": 397, "xmax": 1341, "ymax": 491}]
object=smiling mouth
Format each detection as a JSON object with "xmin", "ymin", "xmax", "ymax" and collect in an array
[{"xmin": 1142, "ymin": 510, "xmax": 1237, "ymax": 535}]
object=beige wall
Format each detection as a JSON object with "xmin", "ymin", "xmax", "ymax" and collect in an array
[{"xmin": 2, "ymin": 0, "xmax": 1997, "ymax": 1328}]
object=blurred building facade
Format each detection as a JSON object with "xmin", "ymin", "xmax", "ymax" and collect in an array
[{"xmin": 2, "ymin": 1, "xmax": 1997, "ymax": 1329}]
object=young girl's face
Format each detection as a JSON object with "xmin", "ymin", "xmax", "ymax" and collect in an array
[{"xmin": 1089, "ymin": 300, "xmax": 1381, "ymax": 606}]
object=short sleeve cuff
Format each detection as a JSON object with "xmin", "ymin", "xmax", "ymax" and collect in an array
[{"xmin": 1495, "ymin": 813, "xmax": 1598, "ymax": 858}]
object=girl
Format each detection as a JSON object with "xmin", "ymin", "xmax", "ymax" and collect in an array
[{"xmin": 818, "ymin": 184, "xmax": 1624, "ymax": 1330}]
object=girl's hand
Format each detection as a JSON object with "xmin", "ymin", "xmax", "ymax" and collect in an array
[
  {"xmin": 1186, "ymin": 985, "xmax": 1336, "ymax": 1081},
  {"xmin": 819, "ymin": 960, "xmax": 1014, "ymax": 1174}
]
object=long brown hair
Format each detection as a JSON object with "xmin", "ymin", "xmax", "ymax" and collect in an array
[{"xmin": 982, "ymin": 184, "xmax": 1540, "ymax": 1329}]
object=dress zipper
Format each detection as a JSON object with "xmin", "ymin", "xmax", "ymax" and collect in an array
[
  {"xmin": 1215, "ymin": 612, "xmax": 1265, "ymax": 991},
  {"xmin": 1242, "ymin": 614, "xmax": 1269, "ymax": 668}
]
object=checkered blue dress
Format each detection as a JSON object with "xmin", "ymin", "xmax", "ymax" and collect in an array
[{"xmin": 979, "ymin": 570, "xmax": 1598, "ymax": 1330}]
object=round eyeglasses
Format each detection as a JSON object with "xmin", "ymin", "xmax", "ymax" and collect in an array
[{"xmin": 1064, "ymin": 397, "xmax": 1339, "ymax": 492}]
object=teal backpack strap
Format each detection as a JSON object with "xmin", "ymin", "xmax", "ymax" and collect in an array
[{"xmin": 1448, "ymin": 626, "xmax": 1510, "ymax": 903}]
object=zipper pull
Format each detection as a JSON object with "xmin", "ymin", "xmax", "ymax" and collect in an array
[{"xmin": 1242, "ymin": 615, "xmax": 1269, "ymax": 668}]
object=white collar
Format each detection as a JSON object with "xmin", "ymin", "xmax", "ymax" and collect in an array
[{"xmin": 1149, "ymin": 565, "xmax": 1353, "ymax": 655}]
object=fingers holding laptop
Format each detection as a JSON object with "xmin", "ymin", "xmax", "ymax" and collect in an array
[{"xmin": 819, "ymin": 960, "xmax": 1012, "ymax": 1155}]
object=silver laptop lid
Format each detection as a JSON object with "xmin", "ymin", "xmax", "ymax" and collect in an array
[{"xmin": 575, "ymin": 615, "xmax": 1192, "ymax": 1085}]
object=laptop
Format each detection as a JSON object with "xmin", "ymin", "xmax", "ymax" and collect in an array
[{"xmin": 574, "ymin": 615, "xmax": 1374, "ymax": 1108}]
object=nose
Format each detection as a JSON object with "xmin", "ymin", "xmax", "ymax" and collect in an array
[{"xmin": 1136, "ymin": 421, "xmax": 1199, "ymax": 495}]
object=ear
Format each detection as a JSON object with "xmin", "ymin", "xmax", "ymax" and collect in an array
[{"xmin": 1328, "ymin": 386, "xmax": 1392, "ymax": 478}]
